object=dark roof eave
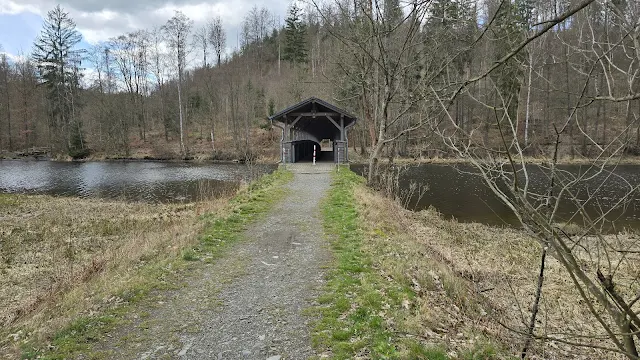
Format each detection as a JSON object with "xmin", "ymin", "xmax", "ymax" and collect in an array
[{"xmin": 269, "ymin": 97, "xmax": 357, "ymax": 122}]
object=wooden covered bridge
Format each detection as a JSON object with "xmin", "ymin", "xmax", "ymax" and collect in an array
[{"xmin": 270, "ymin": 98, "xmax": 357, "ymax": 164}]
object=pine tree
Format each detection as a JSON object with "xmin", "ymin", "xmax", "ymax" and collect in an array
[
  {"xmin": 283, "ymin": 3, "xmax": 308, "ymax": 65},
  {"xmin": 32, "ymin": 5, "xmax": 86, "ymax": 156},
  {"xmin": 490, "ymin": 0, "xmax": 528, "ymax": 125},
  {"xmin": 383, "ymin": 0, "xmax": 403, "ymax": 29}
]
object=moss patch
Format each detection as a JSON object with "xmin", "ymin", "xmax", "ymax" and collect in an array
[
  {"xmin": 313, "ymin": 169, "xmax": 512, "ymax": 359},
  {"xmin": 313, "ymin": 169, "xmax": 421, "ymax": 359}
]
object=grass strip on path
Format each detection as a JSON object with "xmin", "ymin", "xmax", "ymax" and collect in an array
[
  {"xmin": 19, "ymin": 169, "xmax": 293, "ymax": 360},
  {"xmin": 315, "ymin": 168, "xmax": 522, "ymax": 360},
  {"xmin": 314, "ymin": 168, "xmax": 439, "ymax": 359}
]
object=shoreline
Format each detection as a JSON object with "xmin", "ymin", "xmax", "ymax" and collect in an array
[
  {"xmin": 5, "ymin": 155, "xmax": 640, "ymax": 166},
  {"xmin": 0, "ymin": 155, "xmax": 280, "ymax": 165},
  {"xmin": 350, "ymin": 155, "xmax": 640, "ymax": 166}
]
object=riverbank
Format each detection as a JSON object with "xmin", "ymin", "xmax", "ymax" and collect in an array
[
  {"xmin": 0, "ymin": 130, "xmax": 281, "ymax": 163},
  {"xmin": 0, "ymin": 169, "xmax": 292, "ymax": 358},
  {"xmin": 347, "ymin": 151, "xmax": 640, "ymax": 166},
  {"xmin": 0, "ymin": 150, "xmax": 280, "ymax": 164},
  {"xmin": 315, "ymin": 169, "xmax": 635, "ymax": 359},
  {"xmin": 6, "ymin": 146, "xmax": 640, "ymax": 166}
]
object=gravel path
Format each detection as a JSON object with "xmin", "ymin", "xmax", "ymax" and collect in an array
[
  {"xmin": 185, "ymin": 171, "xmax": 331, "ymax": 359},
  {"xmin": 99, "ymin": 169, "xmax": 332, "ymax": 359}
]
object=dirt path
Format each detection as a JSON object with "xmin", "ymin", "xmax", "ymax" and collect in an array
[{"xmin": 99, "ymin": 167, "xmax": 333, "ymax": 359}]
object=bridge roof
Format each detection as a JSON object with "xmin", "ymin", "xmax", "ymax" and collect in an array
[{"xmin": 269, "ymin": 97, "xmax": 357, "ymax": 126}]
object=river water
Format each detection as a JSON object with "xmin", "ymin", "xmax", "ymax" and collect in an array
[
  {"xmin": 352, "ymin": 163, "xmax": 640, "ymax": 231},
  {"xmin": 3, "ymin": 160, "xmax": 640, "ymax": 231},
  {"xmin": 0, "ymin": 160, "xmax": 276, "ymax": 203}
]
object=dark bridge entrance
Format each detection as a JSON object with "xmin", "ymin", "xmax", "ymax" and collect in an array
[{"xmin": 270, "ymin": 98, "xmax": 357, "ymax": 164}]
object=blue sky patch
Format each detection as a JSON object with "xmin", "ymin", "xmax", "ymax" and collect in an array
[{"xmin": 0, "ymin": 12, "xmax": 42, "ymax": 56}]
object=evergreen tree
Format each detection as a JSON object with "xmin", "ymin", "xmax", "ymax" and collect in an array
[
  {"xmin": 429, "ymin": 0, "xmax": 459, "ymax": 27},
  {"xmin": 283, "ymin": 3, "xmax": 308, "ymax": 65},
  {"xmin": 383, "ymin": 0, "xmax": 403, "ymax": 29},
  {"xmin": 32, "ymin": 5, "xmax": 86, "ymax": 156},
  {"xmin": 490, "ymin": 0, "xmax": 528, "ymax": 125}
]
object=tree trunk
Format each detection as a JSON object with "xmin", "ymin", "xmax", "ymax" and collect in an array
[
  {"xmin": 602, "ymin": 101, "xmax": 607, "ymax": 144},
  {"xmin": 367, "ymin": 107, "xmax": 387, "ymax": 184},
  {"xmin": 544, "ymin": 61, "xmax": 550, "ymax": 141},
  {"xmin": 178, "ymin": 75, "xmax": 185, "ymax": 156},
  {"xmin": 367, "ymin": 140, "xmax": 384, "ymax": 184},
  {"xmin": 565, "ymin": 44, "xmax": 574, "ymax": 158},
  {"xmin": 3, "ymin": 67, "xmax": 13, "ymax": 150},
  {"xmin": 525, "ymin": 51, "xmax": 534, "ymax": 147},
  {"xmin": 159, "ymin": 85, "xmax": 168, "ymax": 142}
]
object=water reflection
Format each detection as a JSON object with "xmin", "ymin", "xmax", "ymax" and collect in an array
[
  {"xmin": 352, "ymin": 163, "xmax": 640, "ymax": 232},
  {"xmin": 0, "ymin": 160, "xmax": 276, "ymax": 203}
]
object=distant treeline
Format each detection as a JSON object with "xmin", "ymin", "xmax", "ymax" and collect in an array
[{"xmin": 0, "ymin": 0, "xmax": 638, "ymax": 162}]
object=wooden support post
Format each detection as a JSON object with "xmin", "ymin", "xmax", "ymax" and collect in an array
[{"xmin": 284, "ymin": 115, "xmax": 290, "ymax": 142}]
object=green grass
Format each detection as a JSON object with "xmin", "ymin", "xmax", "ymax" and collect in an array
[
  {"xmin": 0, "ymin": 193, "xmax": 20, "ymax": 208},
  {"xmin": 181, "ymin": 248, "xmax": 199, "ymax": 261},
  {"xmin": 313, "ymin": 169, "xmax": 427, "ymax": 359},
  {"xmin": 21, "ymin": 169, "xmax": 293, "ymax": 359},
  {"xmin": 313, "ymin": 169, "xmax": 509, "ymax": 360}
]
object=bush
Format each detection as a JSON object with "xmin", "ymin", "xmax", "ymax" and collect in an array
[
  {"xmin": 68, "ymin": 148, "xmax": 91, "ymax": 160},
  {"xmin": 623, "ymin": 144, "xmax": 640, "ymax": 156}
]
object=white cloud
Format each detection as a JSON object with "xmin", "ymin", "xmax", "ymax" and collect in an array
[
  {"xmin": 0, "ymin": 1, "xmax": 42, "ymax": 15},
  {"xmin": 2, "ymin": 0, "xmax": 292, "ymax": 48},
  {"xmin": 0, "ymin": 51, "xmax": 28, "ymax": 63}
]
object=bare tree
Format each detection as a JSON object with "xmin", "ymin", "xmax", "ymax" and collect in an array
[
  {"xmin": 314, "ymin": 0, "xmax": 435, "ymax": 183},
  {"xmin": 15, "ymin": 56, "xmax": 38, "ymax": 148},
  {"xmin": 163, "ymin": 11, "xmax": 193, "ymax": 156},
  {"xmin": 150, "ymin": 26, "xmax": 170, "ymax": 141},
  {"xmin": 208, "ymin": 16, "xmax": 226, "ymax": 67},
  {"xmin": 109, "ymin": 30, "xmax": 150, "ymax": 143},
  {"xmin": 243, "ymin": 6, "xmax": 273, "ymax": 45},
  {"xmin": 193, "ymin": 25, "xmax": 209, "ymax": 68},
  {"xmin": 0, "ymin": 53, "xmax": 12, "ymax": 151},
  {"xmin": 427, "ymin": 0, "xmax": 640, "ymax": 357}
]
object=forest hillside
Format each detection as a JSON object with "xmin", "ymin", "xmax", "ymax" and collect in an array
[{"xmin": 0, "ymin": 0, "xmax": 639, "ymax": 164}]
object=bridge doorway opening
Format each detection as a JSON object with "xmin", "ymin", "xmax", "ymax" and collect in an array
[
  {"xmin": 269, "ymin": 98, "xmax": 357, "ymax": 164},
  {"xmin": 291, "ymin": 139, "xmax": 335, "ymax": 163}
]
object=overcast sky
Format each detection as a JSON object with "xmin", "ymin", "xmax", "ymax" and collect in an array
[{"xmin": 0, "ymin": 0, "xmax": 292, "ymax": 61}]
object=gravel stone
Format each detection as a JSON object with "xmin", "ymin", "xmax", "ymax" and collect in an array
[
  {"xmin": 93, "ymin": 169, "xmax": 332, "ymax": 359},
  {"xmin": 184, "ymin": 171, "xmax": 331, "ymax": 359}
]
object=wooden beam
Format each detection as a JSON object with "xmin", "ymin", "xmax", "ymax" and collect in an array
[
  {"xmin": 290, "ymin": 115, "xmax": 303, "ymax": 127},
  {"xmin": 325, "ymin": 115, "xmax": 341, "ymax": 130},
  {"xmin": 288, "ymin": 112, "xmax": 340, "ymax": 118}
]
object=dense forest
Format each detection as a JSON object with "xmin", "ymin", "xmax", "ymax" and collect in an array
[{"xmin": 0, "ymin": 0, "xmax": 638, "ymax": 165}]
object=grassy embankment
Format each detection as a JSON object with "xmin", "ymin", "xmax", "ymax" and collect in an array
[
  {"xmin": 315, "ymin": 169, "xmax": 636, "ymax": 359},
  {"xmin": 0, "ymin": 169, "xmax": 292, "ymax": 359}
]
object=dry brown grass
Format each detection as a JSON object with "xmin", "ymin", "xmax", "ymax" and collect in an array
[
  {"xmin": 0, "ymin": 193, "xmax": 229, "ymax": 352},
  {"xmin": 353, "ymin": 185, "xmax": 639, "ymax": 359}
]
